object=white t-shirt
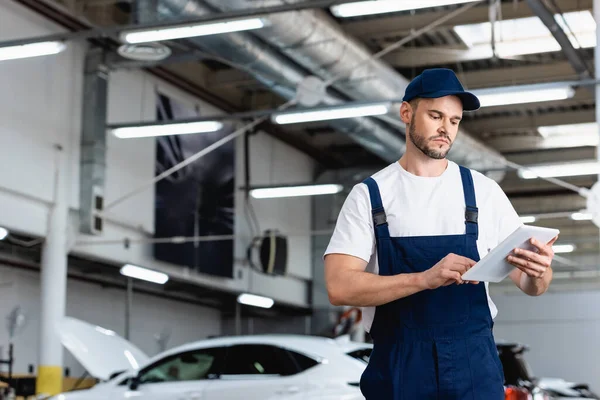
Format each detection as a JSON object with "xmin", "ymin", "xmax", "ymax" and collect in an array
[{"xmin": 324, "ymin": 161, "xmax": 522, "ymax": 332}]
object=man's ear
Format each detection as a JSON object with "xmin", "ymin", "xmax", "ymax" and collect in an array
[{"xmin": 399, "ymin": 101, "xmax": 412, "ymax": 124}]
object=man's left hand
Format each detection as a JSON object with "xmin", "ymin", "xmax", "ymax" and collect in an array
[{"xmin": 507, "ymin": 236, "xmax": 559, "ymax": 279}]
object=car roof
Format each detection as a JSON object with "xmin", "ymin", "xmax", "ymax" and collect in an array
[{"xmin": 150, "ymin": 334, "xmax": 372, "ymax": 363}]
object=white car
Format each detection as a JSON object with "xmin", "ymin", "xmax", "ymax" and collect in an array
[{"xmin": 49, "ymin": 317, "xmax": 372, "ymax": 400}]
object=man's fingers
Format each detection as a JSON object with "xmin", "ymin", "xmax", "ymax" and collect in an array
[
  {"xmin": 547, "ymin": 235, "xmax": 559, "ymax": 246},
  {"xmin": 512, "ymin": 248, "xmax": 548, "ymax": 266},
  {"xmin": 508, "ymin": 255, "xmax": 546, "ymax": 276},
  {"xmin": 530, "ymin": 237, "xmax": 556, "ymax": 256},
  {"xmin": 443, "ymin": 269, "xmax": 463, "ymax": 284},
  {"xmin": 454, "ymin": 255, "xmax": 477, "ymax": 266}
]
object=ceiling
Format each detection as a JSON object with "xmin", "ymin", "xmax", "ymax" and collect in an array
[{"xmin": 11, "ymin": 0, "xmax": 600, "ymax": 278}]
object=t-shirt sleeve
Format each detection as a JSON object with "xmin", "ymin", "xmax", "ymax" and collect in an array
[
  {"xmin": 492, "ymin": 181, "xmax": 523, "ymax": 246},
  {"xmin": 323, "ymin": 183, "xmax": 375, "ymax": 265}
]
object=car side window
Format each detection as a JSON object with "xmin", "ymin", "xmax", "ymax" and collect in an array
[
  {"xmin": 136, "ymin": 347, "xmax": 225, "ymax": 384},
  {"xmin": 221, "ymin": 345, "xmax": 298, "ymax": 377},
  {"xmin": 286, "ymin": 350, "xmax": 319, "ymax": 372}
]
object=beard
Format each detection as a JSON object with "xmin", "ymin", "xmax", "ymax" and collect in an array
[{"xmin": 408, "ymin": 116, "xmax": 453, "ymax": 160}]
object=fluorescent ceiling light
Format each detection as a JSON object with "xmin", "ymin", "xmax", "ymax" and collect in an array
[
  {"xmin": 0, "ymin": 227, "xmax": 8, "ymax": 240},
  {"xmin": 112, "ymin": 121, "xmax": 223, "ymax": 139},
  {"xmin": 473, "ymin": 87, "xmax": 574, "ymax": 108},
  {"xmin": 453, "ymin": 11, "xmax": 595, "ymax": 57},
  {"xmin": 272, "ymin": 103, "xmax": 390, "ymax": 125},
  {"xmin": 331, "ymin": 0, "xmax": 480, "ymax": 18},
  {"xmin": 520, "ymin": 216, "xmax": 536, "ymax": 224},
  {"xmin": 120, "ymin": 264, "xmax": 169, "ymax": 284},
  {"xmin": 552, "ymin": 244, "xmax": 575, "ymax": 254},
  {"xmin": 0, "ymin": 41, "xmax": 66, "ymax": 62},
  {"xmin": 237, "ymin": 293, "xmax": 274, "ymax": 309},
  {"xmin": 518, "ymin": 160, "xmax": 600, "ymax": 179},
  {"xmin": 121, "ymin": 18, "xmax": 267, "ymax": 44},
  {"xmin": 250, "ymin": 184, "xmax": 343, "ymax": 199},
  {"xmin": 571, "ymin": 212, "xmax": 593, "ymax": 221}
]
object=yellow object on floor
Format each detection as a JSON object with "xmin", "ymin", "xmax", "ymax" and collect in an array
[{"xmin": 36, "ymin": 365, "xmax": 62, "ymax": 396}]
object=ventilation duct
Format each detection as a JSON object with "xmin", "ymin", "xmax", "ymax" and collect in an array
[{"xmin": 148, "ymin": 0, "xmax": 506, "ymax": 180}]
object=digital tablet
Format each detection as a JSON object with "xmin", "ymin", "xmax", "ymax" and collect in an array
[{"xmin": 461, "ymin": 225, "xmax": 560, "ymax": 283}]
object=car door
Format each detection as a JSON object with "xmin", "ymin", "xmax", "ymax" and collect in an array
[
  {"xmin": 107, "ymin": 346, "xmax": 226, "ymax": 400},
  {"xmin": 203, "ymin": 344, "xmax": 308, "ymax": 400}
]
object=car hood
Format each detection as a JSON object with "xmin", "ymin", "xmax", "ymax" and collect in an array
[
  {"xmin": 59, "ymin": 317, "xmax": 150, "ymax": 381},
  {"xmin": 537, "ymin": 377, "xmax": 597, "ymax": 398}
]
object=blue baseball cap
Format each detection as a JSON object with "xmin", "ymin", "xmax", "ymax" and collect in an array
[{"xmin": 402, "ymin": 68, "xmax": 480, "ymax": 111}]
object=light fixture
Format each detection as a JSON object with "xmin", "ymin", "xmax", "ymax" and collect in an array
[
  {"xmin": 518, "ymin": 160, "xmax": 600, "ymax": 180},
  {"xmin": 520, "ymin": 216, "xmax": 536, "ymax": 224},
  {"xmin": 120, "ymin": 17, "xmax": 267, "ymax": 44},
  {"xmin": 552, "ymin": 244, "xmax": 575, "ymax": 254},
  {"xmin": 571, "ymin": 212, "xmax": 593, "ymax": 221},
  {"xmin": 472, "ymin": 86, "xmax": 575, "ymax": 108},
  {"xmin": 237, "ymin": 293, "xmax": 274, "ymax": 309},
  {"xmin": 250, "ymin": 184, "xmax": 343, "ymax": 199},
  {"xmin": 0, "ymin": 227, "xmax": 8, "ymax": 240},
  {"xmin": 0, "ymin": 41, "xmax": 66, "ymax": 62},
  {"xmin": 330, "ymin": 0, "xmax": 480, "ymax": 18},
  {"xmin": 111, "ymin": 121, "xmax": 223, "ymax": 139},
  {"xmin": 272, "ymin": 103, "xmax": 390, "ymax": 125},
  {"xmin": 120, "ymin": 264, "xmax": 169, "ymax": 284}
]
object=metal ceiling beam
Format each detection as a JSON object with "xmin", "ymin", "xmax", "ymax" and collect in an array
[
  {"xmin": 485, "ymin": 135, "xmax": 597, "ymax": 153},
  {"xmin": 463, "ymin": 109, "xmax": 595, "ymax": 134},
  {"xmin": 459, "ymin": 61, "xmax": 581, "ymax": 89},
  {"xmin": 525, "ymin": 0, "xmax": 592, "ymax": 80},
  {"xmin": 510, "ymin": 193, "xmax": 587, "ymax": 214},
  {"xmin": 383, "ymin": 46, "xmax": 496, "ymax": 68}
]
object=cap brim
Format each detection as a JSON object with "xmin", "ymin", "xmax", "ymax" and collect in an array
[{"xmin": 419, "ymin": 90, "xmax": 480, "ymax": 111}]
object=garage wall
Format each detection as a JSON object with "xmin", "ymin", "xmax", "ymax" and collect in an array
[
  {"xmin": 0, "ymin": 264, "xmax": 221, "ymax": 376},
  {"xmin": 0, "ymin": 0, "xmax": 314, "ymax": 308},
  {"xmin": 491, "ymin": 290, "xmax": 600, "ymax": 392}
]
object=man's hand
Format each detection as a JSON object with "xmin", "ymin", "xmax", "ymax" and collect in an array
[
  {"xmin": 508, "ymin": 235, "xmax": 558, "ymax": 296},
  {"xmin": 507, "ymin": 236, "xmax": 558, "ymax": 279},
  {"xmin": 421, "ymin": 253, "xmax": 477, "ymax": 290}
]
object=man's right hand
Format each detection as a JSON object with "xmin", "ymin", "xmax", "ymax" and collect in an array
[{"xmin": 421, "ymin": 253, "xmax": 477, "ymax": 290}]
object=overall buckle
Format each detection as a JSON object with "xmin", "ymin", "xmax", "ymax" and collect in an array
[
  {"xmin": 465, "ymin": 207, "xmax": 478, "ymax": 224},
  {"xmin": 373, "ymin": 211, "xmax": 387, "ymax": 226}
]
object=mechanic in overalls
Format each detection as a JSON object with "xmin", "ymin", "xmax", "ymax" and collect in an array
[{"xmin": 324, "ymin": 68, "xmax": 557, "ymax": 399}]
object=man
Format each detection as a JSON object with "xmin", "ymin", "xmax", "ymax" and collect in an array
[{"xmin": 323, "ymin": 68, "xmax": 557, "ymax": 399}]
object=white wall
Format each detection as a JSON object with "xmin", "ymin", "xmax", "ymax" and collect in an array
[
  {"xmin": 0, "ymin": 0, "xmax": 314, "ymax": 308},
  {"xmin": 0, "ymin": 264, "xmax": 221, "ymax": 376},
  {"xmin": 491, "ymin": 290, "xmax": 600, "ymax": 392}
]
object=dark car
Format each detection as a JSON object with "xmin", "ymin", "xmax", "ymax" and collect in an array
[{"xmin": 497, "ymin": 341, "xmax": 599, "ymax": 399}]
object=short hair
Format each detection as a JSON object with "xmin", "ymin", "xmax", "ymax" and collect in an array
[{"xmin": 409, "ymin": 98, "xmax": 421, "ymax": 110}]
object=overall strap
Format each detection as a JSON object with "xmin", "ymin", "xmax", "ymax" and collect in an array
[
  {"xmin": 459, "ymin": 165, "xmax": 479, "ymax": 240},
  {"xmin": 362, "ymin": 177, "xmax": 390, "ymax": 240}
]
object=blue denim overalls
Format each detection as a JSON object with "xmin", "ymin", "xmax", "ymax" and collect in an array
[{"xmin": 359, "ymin": 165, "xmax": 505, "ymax": 399}]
